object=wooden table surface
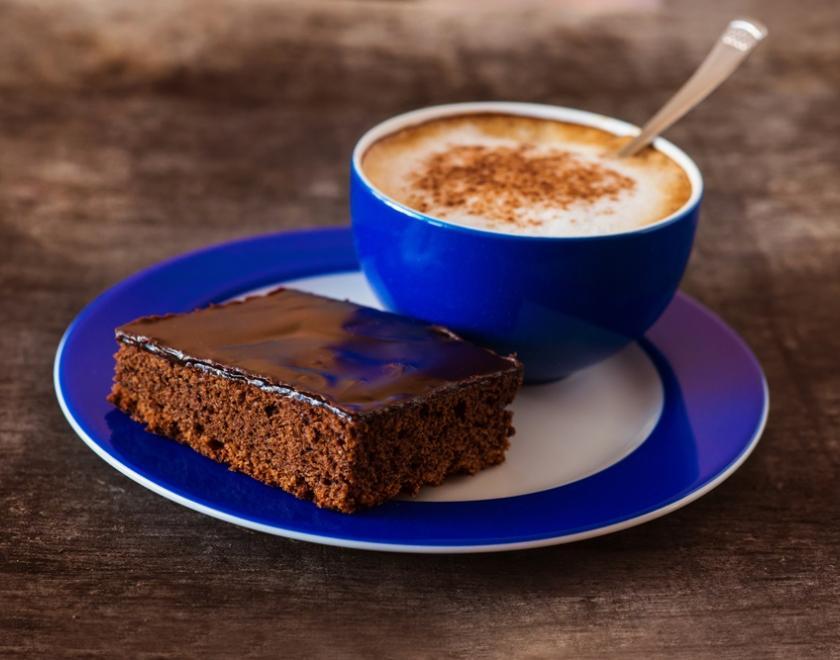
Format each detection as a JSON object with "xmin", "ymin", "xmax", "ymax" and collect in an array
[{"xmin": 2, "ymin": 0, "xmax": 839, "ymax": 657}]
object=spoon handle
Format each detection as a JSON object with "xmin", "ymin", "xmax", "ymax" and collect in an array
[{"xmin": 616, "ymin": 18, "xmax": 767, "ymax": 158}]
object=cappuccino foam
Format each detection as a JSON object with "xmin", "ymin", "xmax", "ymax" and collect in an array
[{"xmin": 361, "ymin": 114, "xmax": 692, "ymax": 236}]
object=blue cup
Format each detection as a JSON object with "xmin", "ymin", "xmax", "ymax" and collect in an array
[{"xmin": 350, "ymin": 102, "xmax": 703, "ymax": 382}]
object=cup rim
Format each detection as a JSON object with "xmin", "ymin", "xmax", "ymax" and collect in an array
[{"xmin": 352, "ymin": 101, "xmax": 703, "ymax": 241}]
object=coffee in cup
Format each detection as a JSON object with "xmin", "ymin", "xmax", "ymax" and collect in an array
[{"xmin": 361, "ymin": 113, "xmax": 691, "ymax": 237}]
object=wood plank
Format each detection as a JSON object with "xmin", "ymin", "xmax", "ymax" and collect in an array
[{"xmin": 1, "ymin": 0, "xmax": 838, "ymax": 656}]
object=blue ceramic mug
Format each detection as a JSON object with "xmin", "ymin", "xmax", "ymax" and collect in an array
[{"xmin": 350, "ymin": 102, "xmax": 703, "ymax": 382}]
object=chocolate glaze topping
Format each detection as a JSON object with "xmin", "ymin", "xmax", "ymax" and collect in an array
[{"xmin": 116, "ymin": 288, "xmax": 520, "ymax": 416}]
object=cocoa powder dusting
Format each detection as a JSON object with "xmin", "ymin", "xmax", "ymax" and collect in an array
[{"xmin": 407, "ymin": 145, "xmax": 635, "ymax": 227}]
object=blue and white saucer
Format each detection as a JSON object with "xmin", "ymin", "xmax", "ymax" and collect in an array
[{"xmin": 54, "ymin": 228, "xmax": 768, "ymax": 553}]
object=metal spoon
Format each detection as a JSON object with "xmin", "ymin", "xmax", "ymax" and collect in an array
[{"xmin": 616, "ymin": 17, "xmax": 768, "ymax": 158}]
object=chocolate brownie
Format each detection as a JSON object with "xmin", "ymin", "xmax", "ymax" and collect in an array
[{"xmin": 108, "ymin": 288, "xmax": 523, "ymax": 512}]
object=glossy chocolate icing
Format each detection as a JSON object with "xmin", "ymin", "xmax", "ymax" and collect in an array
[{"xmin": 116, "ymin": 288, "xmax": 520, "ymax": 416}]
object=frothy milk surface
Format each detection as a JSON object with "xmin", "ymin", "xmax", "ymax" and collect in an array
[{"xmin": 361, "ymin": 114, "xmax": 693, "ymax": 236}]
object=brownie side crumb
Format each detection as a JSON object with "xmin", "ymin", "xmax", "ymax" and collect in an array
[
  {"xmin": 108, "ymin": 344, "xmax": 521, "ymax": 513},
  {"xmin": 108, "ymin": 343, "xmax": 360, "ymax": 511},
  {"xmin": 347, "ymin": 372, "xmax": 520, "ymax": 508}
]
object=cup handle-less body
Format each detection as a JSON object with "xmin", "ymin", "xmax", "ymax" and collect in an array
[{"xmin": 350, "ymin": 102, "xmax": 704, "ymax": 382}]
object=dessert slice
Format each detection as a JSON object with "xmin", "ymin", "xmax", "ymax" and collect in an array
[{"xmin": 108, "ymin": 288, "xmax": 522, "ymax": 512}]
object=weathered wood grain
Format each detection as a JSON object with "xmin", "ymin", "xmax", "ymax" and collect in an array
[{"xmin": 1, "ymin": 0, "xmax": 838, "ymax": 657}]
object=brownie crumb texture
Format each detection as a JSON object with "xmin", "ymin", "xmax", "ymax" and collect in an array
[{"xmin": 108, "ymin": 344, "xmax": 521, "ymax": 513}]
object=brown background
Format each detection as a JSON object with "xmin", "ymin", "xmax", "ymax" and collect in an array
[{"xmin": 2, "ymin": 0, "xmax": 839, "ymax": 657}]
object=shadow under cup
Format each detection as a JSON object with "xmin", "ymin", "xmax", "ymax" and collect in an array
[{"xmin": 350, "ymin": 103, "xmax": 703, "ymax": 382}]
